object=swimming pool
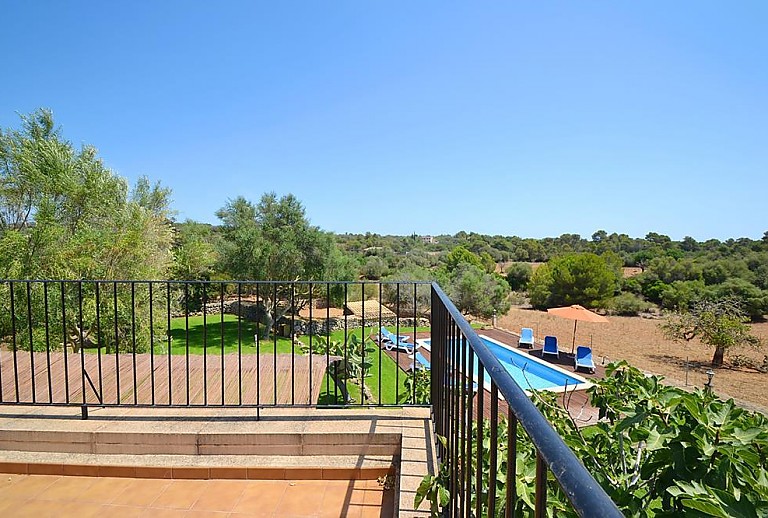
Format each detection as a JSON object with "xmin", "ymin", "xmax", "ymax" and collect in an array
[{"xmin": 416, "ymin": 335, "xmax": 590, "ymax": 392}]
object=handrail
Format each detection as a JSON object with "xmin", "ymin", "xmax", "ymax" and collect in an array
[{"xmin": 431, "ymin": 282, "xmax": 623, "ymax": 517}]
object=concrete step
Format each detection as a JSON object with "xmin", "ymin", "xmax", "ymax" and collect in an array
[
  {"xmin": 0, "ymin": 450, "xmax": 395, "ymax": 480},
  {"xmin": 0, "ymin": 428, "xmax": 401, "ymax": 456}
]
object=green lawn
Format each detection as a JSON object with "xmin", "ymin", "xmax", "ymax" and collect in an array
[
  {"xmin": 163, "ymin": 315, "xmax": 412, "ymax": 405},
  {"xmin": 164, "ymin": 314, "xmax": 295, "ymax": 354}
]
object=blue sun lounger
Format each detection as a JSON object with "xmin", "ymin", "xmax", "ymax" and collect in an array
[
  {"xmin": 379, "ymin": 326, "xmax": 414, "ymax": 353},
  {"xmin": 408, "ymin": 351, "xmax": 431, "ymax": 371},
  {"xmin": 542, "ymin": 336, "xmax": 559, "ymax": 359},
  {"xmin": 574, "ymin": 345, "xmax": 596, "ymax": 373},
  {"xmin": 519, "ymin": 327, "xmax": 534, "ymax": 348}
]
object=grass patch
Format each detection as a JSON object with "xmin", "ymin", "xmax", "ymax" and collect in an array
[{"xmin": 164, "ymin": 314, "xmax": 295, "ymax": 354}]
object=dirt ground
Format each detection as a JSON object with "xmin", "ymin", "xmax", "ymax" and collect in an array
[{"xmin": 497, "ymin": 307, "xmax": 768, "ymax": 414}]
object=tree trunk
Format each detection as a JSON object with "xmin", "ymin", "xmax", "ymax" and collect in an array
[
  {"xmin": 711, "ymin": 346, "xmax": 725, "ymax": 367},
  {"xmin": 330, "ymin": 361, "xmax": 350, "ymax": 403},
  {"xmin": 260, "ymin": 311, "xmax": 273, "ymax": 340}
]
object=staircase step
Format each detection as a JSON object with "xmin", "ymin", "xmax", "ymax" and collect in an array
[{"xmin": 0, "ymin": 451, "xmax": 395, "ymax": 480}]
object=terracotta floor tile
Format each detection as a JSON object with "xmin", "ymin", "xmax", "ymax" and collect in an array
[
  {"xmin": 359, "ymin": 503, "xmax": 388, "ymax": 518},
  {"xmin": 189, "ymin": 480, "xmax": 248, "ymax": 512},
  {"xmin": 336, "ymin": 505, "xmax": 363, "ymax": 518},
  {"xmin": 185, "ymin": 510, "xmax": 232, "ymax": 517},
  {"xmin": 363, "ymin": 487, "xmax": 385, "ymax": 505},
  {"xmin": 4, "ymin": 474, "xmax": 60, "ymax": 499},
  {"xmin": 138, "ymin": 507, "xmax": 187, "ymax": 518},
  {"xmin": 151, "ymin": 480, "xmax": 203, "ymax": 510},
  {"xmin": 112, "ymin": 478, "xmax": 172, "ymax": 506},
  {"xmin": 276, "ymin": 482, "xmax": 328, "ymax": 515},
  {"xmin": 348, "ymin": 488, "xmax": 369, "ymax": 505},
  {"xmin": 0, "ymin": 497, "xmax": 26, "ymax": 515},
  {"xmin": 0, "ymin": 474, "xmax": 380, "ymax": 517},
  {"xmin": 320, "ymin": 481, "xmax": 355, "ymax": 509},
  {"xmin": 52, "ymin": 501, "xmax": 105, "ymax": 517},
  {"xmin": 96, "ymin": 504, "xmax": 145, "ymax": 518},
  {"xmin": 4, "ymin": 499, "xmax": 65, "ymax": 518},
  {"xmin": 0, "ymin": 473, "xmax": 24, "ymax": 491},
  {"xmin": 70, "ymin": 476, "xmax": 134, "ymax": 503},
  {"xmin": 320, "ymin": 505, "xmax": 357, "ymax": 518},
  {"xmin": 231, "ymin": 481, "xmax": 286, "ymax": 515},
  {"xmin": 37, "ymin": 475, "xmax": 96, "ymax": 501}
]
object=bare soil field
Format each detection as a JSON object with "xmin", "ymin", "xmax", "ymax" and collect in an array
[
  {"xmin": 496, "ymin": 262, "xmax": 642, "ymax": 278},
  {"xmin": 497, "ymin": 307, "xmax": 768, "ymax": 414}
]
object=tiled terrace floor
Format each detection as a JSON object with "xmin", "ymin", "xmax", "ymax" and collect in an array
[{"xmin": 0, "ymin": 473, "xmax": 393, "ymax": 517}]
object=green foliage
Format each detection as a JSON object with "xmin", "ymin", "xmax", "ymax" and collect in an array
[
  {"xmin": 661, "ymin": 299, "xmax": 762, "ymax": 367},
  {"xmin": 3, "ymin": 281, "xmax": 170, "ymax": 354},
  {"xmin": 0, "ymin": 109, "xmax": 174, "ymax": 281},
  {"xmin": 400, "ymin": 367, "xmax": 430, "ymax": 404},
  {"xmin": 444, "ymin": 246, "xmax": 485, "ymax": 273},
  {"xmin": 337, "ymin": 231, "xmax": 768, "ymax": 318},
  {"xmin": 605, "ymin": 293, "xmax": 653, "ymax": 316},
  {"xmin": 711, "ymin": 278, "xmax": 768, "ymax": 320},
  {"xmin": 505, "ymin": 262, "xmax": 532, "ymax": 291},
  {"xmin": 446, "ymin": 263, "xmax": 511, "ymax": 319},
  {"xmin": 419, "ymin": 362, "xmax": 768, "ymax": 517},
  {"xmin": 641, "ymin": 280, "xmax": 669, "ymax": 304},
  {"xmin": 382, "ymin": 264, "xmax": 435, "ymax": 315},
  {"xmin": 301, "ymin": 333, "xmax": 376, "ymax": 403},
  {"xmin": 415, "ymin": 435, "xmax": 451, "ymax": 514},
  {"xmin": 172, "ymin": 220, "xmax": 219, "ymax": 281},
  {"xmin": 216, "ymin": 193, "xmax": 352, "ymax": 336},
  {"xmin": 216, "ymin": 192, "xmax": 345, "ymax": 283},
  {"xmin": 361, "ymin": 255, "xmax": 388, "ymax": 280},
  {"xmin": 528, "ymin": 253, "xmax": 620, "ymax": 309},
  {"xmin": 659, "ymin": 279, "xmax": 706, "ymax": 310},
  {"xmin": 0, "ymin": 110, "xmax": 174, "ymax": 351}
]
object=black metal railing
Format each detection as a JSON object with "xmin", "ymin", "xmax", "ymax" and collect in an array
[
  {"xmin": 0, "ymin": 280, "xmax": 431, "ymax": 417},
  {"xmin": 0, "ymin": 279, "xmax": 622, "ymax": 515},
  {"xmin": 431, "ymin": 284, "xmax": 623, "ymax": 518}
]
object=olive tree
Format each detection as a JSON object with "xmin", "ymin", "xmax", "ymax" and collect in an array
[
  {"xmin": 216, "ymin": 193, "xmax": 354, "ymax": 336},
  {"xmin": 661, "ymin": 298, "xmax": 762, "ymax": 367}
]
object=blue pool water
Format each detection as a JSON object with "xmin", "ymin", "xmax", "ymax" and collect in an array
[{"xmin": 419, "ymin": 336, "xmax": 584, "ymax": 391}]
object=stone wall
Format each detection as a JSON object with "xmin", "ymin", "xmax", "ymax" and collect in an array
[
  {"xmin": 291, "ymin": 316, "xmax": 429, "ymax": 336},
  {"xmin": 177, "ymin": 300, "xmax": 429, "ymax": 337}
]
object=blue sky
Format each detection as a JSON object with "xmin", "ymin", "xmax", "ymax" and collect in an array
[{"xmin": 2, "ymin": 1, "xmax": 766, "ymax": 241}]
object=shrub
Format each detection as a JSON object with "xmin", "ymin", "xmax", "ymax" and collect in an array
[
  {"xmin": 505, "ymin": 262, "xmax": 532, "ymax": 291},
  {"xmin": 605, "ymin": 293, "xmax": 652, "ymax": 316}
]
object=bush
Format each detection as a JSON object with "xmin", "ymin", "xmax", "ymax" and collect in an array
[
  {"xmin": 605, "ymin": 293, "xmax": 652, "ymax": 316},
  {"xmin": 659, "ymin": 280, "xmax": 706, "ymax": 310},
  {"xmin": 505, "ymin": 262, "xmax": 532, "ymax": 291},
  {"xmin": 621, "ymin": 277, "xmax": 642, "ymax": 295}
]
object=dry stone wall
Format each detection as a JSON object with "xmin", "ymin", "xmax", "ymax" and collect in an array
[{"xmin": 179, "ymin": 300, "xmax": 429, "ymax": 336}]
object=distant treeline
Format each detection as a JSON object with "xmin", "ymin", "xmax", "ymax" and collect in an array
[{"xmin": 3, "ymin": 108, "xmax": 766, "ymax": 324}]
